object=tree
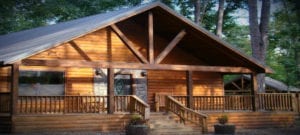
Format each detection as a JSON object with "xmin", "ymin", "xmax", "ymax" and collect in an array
[
  {"xmin": 248, "ymin": 0, "xmax": 271, "ymax": 92},
  {"xmin": 216, "ymin": 0, "xmax": 225, "ymax": 37},
  {"xmin": 0, "ymin": 0, "xmax": 142, "ymax": 35},
  {"xmin": 268, "ymin": 0, "xmax": 300, "ymax": 88}
]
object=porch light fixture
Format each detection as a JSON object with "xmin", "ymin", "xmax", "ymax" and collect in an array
[
  {"xmin": 141, "ymin": 71, "xmax": 147, "ymax": 77},
  {"xmin": 95, "ymin": 69, "xmax": 101, "ymax": 76}
]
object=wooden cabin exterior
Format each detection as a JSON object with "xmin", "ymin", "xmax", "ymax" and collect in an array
[{"xmin": 0, "ymin": 2, "xmax": 298, "ymax": 133}]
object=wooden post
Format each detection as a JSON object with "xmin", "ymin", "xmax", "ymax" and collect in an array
[
  {"xmin": 186, "ymin": 71, "xmax": 194, "ymax": 109},
  {"xmin": 202, "ymin": 118, "xmax": 208, "ymax": 133},
  {"xmin": 148, "ymin": 12, "xmax": 154, "ymax": 64},
  {"xmin": 11, "ymin": 64, "xmax": 19, "ymax": 115},
  {"xmin": 107, "ymin": 68, "xmax": 114, "ymax": 114},
  {"xmin": 250, "ymin": 73, "xmax": 259, "ymax": 111},
  {"xmin": 292, "ymin": 93, "xmax": 298, "ymax": 112},
  {"xmin": 10, "ymin": 63, "xmax": 19, "ymax": 133}
]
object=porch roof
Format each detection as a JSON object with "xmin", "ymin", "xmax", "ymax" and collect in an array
[{"xmin": 0, "ymin": 2, "xmax": 270, "ymax": 73}]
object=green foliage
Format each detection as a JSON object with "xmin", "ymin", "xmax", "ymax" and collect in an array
[
  {"xmin": 268, "ymin": 0, "xmax": 300, "ymax": 87},
  {"xmin": 0, "ymin": 0, "xmax": 142, "ymax": 35},
  {"xmin": 129, "ymin": 114, "xmax": 146, "ymax": 125},
  {"xmin": 217, "ymin": 114, "xmax": 228, "ymax": 124}
]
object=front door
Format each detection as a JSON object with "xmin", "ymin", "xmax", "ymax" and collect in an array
[{"xmin": 114, "ymin": 74, "xmax": 132, "ymax": 95}]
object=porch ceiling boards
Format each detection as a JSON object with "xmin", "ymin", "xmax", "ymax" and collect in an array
[{"xmin": 0, "ymin": 1, "xmax": 270, "ymax": 73}]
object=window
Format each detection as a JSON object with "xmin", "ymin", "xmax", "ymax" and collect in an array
[{"xmin": 19, "ymin": 71, "xmax": 64, "ymax": 96}]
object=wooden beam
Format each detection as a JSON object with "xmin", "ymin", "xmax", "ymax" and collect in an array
[
  {"xmin": 186, "ymin": 71, "xmax": 193, "ymax": 109},
  {"xmin": 251, "ymin": 73, "xmax": 259, "ymax": 111},
  {"xmin": 11, "ymin": 63, "xmax": 19, "ymax": 115},
  {"xmin": 110, "ymin": 24, "xmax": 148, "ymax": 64},
  {"xmin": 232, "ymin": 82, "xmax": 242, "ymax": 90},
  {"xmin": 148, "ymin": 12, "xmax": 154, "ymax": 64},
  {"xmin": 69, "ymin": 41, "xmax": 92, "ymax": 61},
  {"xmin": 21, "ymin": 59, "xmax": 253, "ymax": 73},
  {"xmin": 155, "ymin": 30, "xmax": 186, "ymax": 64},
  {"xmin": 108, "ymin": 68, "xmax": 114, "ymax": 114}
]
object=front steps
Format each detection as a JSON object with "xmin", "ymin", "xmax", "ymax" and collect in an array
[{"xmin": 149, "ymin": 112, "xmax": 202, "ymax": 135}]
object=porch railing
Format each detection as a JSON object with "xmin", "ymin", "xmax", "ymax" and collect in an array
[
  {"xmin": 18, "ymin": 96, "xmax": 108, "ymax": 114},
  {"xmin": 0, "ymin": 93, "xmax": 11, "ymax": 113},
  {"xmin": 130, "ymin": 95, "xmax": 150, "ymax": 120},
  {"xmin": 257, "ymin": 93, "xmax": 293, "ymax": 111},
  {"xmin": 166, "ymin": 95, "xmax": 208, "ymax": 133},
  {"xmin": 173, "ymin": 93, "xmax": 296, "ymax": 112},
  {"xmin": 17, "ymin": 95, "xmax": 150, "ymax": 119},
  {"xmin": 174, "ymin": 95, "xmax": 253, "ymax": 111}
]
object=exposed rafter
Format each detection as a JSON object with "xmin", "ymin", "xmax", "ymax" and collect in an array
[
  {"xmin": 155, "ymin": 29, "xmax": 186, "ymax": 64},
  {"xmin": 110, "ymin": 24, "xmax": 149, "ymax": 64}
]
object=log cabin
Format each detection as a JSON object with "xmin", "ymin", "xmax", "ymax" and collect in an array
[{"xmin": 0, "ymin": 1, "xmax": 299, "ymax": 133}]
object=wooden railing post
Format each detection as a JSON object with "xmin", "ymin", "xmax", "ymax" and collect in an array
[
  {"xmin": 201, "ymin": 118, "xmax": 208, "ymax": 133},
  {"xmin": 292, "ymin": 93, "xmax": 298, "ymax": 112},
  {"xmin": 11, "ymin": 64, "xmax": 19, "ymax": 115},
  {"xmin": 251, "ymin": 73, "xmax": 259, "ymax": 111},
  {"xmin": 107, "ymin": 68, "xmax": 114, "ymax": 114}
]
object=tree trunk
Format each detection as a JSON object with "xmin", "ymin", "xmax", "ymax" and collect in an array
[
  {"xmin": 216, "ymin": 0, "xmax": 225, "ymax": 37},
  {"xmin": 194, "ymin": 0, "xmax": 201, "ymax": 25},
  {"xmin": 248, "ymin": 0, "xmax": 271, "ymax": 93}
]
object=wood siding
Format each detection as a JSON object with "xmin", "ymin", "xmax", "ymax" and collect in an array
[
  {"xmin": 207, "ymin": 112, "xmax": 297, "ymax": 132},
  {"xmin": 27, "ymin": 28, "xmax": 139, "ymax": 63},
  {"xmin": 0, "ymin": 67, "xmax": 11, "ymax": 93},
  {"xmin": 65, "ymin": 68, "xmax": 94, "ymax": 95},
  {"xmin": 13, "ymin": 114, "xmax": 131, "ymax": 133},
  {"xmin": 148, "ymin": 70, "xmax": 223, "ymax": 110}
]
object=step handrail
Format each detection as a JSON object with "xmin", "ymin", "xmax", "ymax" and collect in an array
[
  {"xmin": 130, "ymin": 95, "xmax": 150, "ymax": 120},
  {"xmin": 165, "ymin": 95, "xmax": 208, "ymax": 133}
]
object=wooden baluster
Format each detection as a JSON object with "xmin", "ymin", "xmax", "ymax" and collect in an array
[
  {"xmin": 19, "ymin": 96, "xmax": 23, "ymax": 113},
  {"xmin": 39, "ymin": 96, "xmax": 42, "ymax": 113},
  {"xmin": 24, "ymin": 96, "xmax": 28, "ymax": 113}
]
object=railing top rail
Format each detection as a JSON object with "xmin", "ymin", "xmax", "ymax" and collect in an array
[
  {"xmin": 167, "ymin": 95, "xmax": 208, "ymax": 118},
  {"xmin": 131, "ymin": 95, "xmax": 149, "ymax": 108},
  {"xmin": 257, "ymin": 93, "xmax": 292, "ymax": 95},
  {"xmin": 18, "ymin": 95, "xmax": 108, "ymax": 97}
]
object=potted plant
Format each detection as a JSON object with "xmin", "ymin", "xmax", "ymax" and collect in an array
[
  {"xmin": 214, "ymin": 114, "xmax": 235, "ymax": 134},
  {"xmin": 126, "ymin": 114, "xmax": 149, "ymax": 135}
]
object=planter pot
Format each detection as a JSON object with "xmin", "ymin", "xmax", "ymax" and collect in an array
[
  {"xmin": 214, "ymin": 124, "xmax": 236, "ymax": 134},
  {"xmin": 126, "ymin": 125, "xmax": 149, "ymax": 135}
]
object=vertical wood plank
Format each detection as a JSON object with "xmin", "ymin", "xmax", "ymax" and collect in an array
[
  {"xmin": 108, "ymin": 68, "xmax": 115, "ymax": 114},
  {"xmin": 148, "ymin": 12, "xmax": 154, "ymax": 64}
]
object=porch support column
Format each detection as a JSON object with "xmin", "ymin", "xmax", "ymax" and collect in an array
[
  {"xmin": 108, "ymin": 68, "xmax": 115, "ymax": 114},
  {"xmin": 186, "ymin": 71, "xmax": 194, "ymax": 109},
  {"xmin": 250, "ymin": 73, "xmax": 259, "ymax": 111},
  {"xmin": 11, "ymin": 63, "xmax": 19, "ymax": 115}
]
